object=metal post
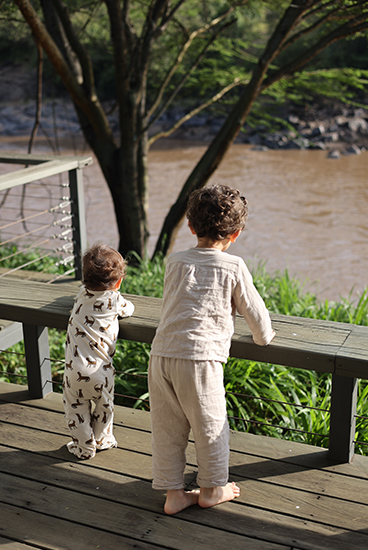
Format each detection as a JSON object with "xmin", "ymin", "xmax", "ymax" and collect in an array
[
  {"xmin": 328, "ymin": 374, "xmax": 357, "ymax": 463},
  {"xmin": 23, "ymin": 324, "xmax": 53, "ymax": 398},
  {"xmin": 69, "ymin": 167, "xmax": 87, "ymax": 280}
]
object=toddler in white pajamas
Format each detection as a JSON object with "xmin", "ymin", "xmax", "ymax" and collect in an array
[
  {"xmin": 63, "ymin": 244, "xmax": 134, "ymax": 459},
  {"xmin": 148, "ymin": 184, "xmax": 275, "ymax": 514}
]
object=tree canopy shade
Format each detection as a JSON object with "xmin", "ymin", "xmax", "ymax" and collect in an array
[{"xmin": 13, "ymin": 0, "xmax": 368, "ymax": 259}]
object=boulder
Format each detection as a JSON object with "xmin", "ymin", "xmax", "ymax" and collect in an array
[
  {"xmin": 327, "ymin": 150, "xmax": 341, "ymax": 159},
  {"xmin": 343, "ymin": 144, "xmax": 362, "ymax": 155}
]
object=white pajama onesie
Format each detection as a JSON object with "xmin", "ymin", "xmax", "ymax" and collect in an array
[
  {"xmin": 149, "ymin": 247, "xmax": 274, "ymax": 490},
  {"xmin": 63, "ymin": 285, "xmax": 134, "ymax": 459}
]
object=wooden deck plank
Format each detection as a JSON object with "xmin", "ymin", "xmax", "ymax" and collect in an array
[
  {"xmin": 2, "ymin": 444, "xmax": 368, "ymax": 550},
  {"xmin": 2, "ymin": 399, "xmax": 368, "ymax": 507},
  {"xmin": 2, "ymin": 417, "xmax": 368, "ymax": 536},
  {"xmin": 0, "ymin": 536, "xmax": 40, "ymax": 550},
  {"xmin": 0, "ymin": 381, "xmax": 153, "ymax": 432},
  {"xmin": 2, "ymin": 383, "xmax": 368, "ymax": 550},
  {"xmin": 1, "ymin": 472, "xmax": 290, "ymax": 550},
  {"xmin": 0, "ymin": 429, "xmax": 367, "ymax": 549},
  {"xmin": 0, "ymin": 503, "xmax": 164, "ymax": 550},
  {"xmin": 2, "ymin": 383, "xmax": 368, "ymax": 478},
  {"xmin": 1, "ymin": 445, "xmax": 368, "ymax": 550},
  {"xmin": 2, "ymin": 424, "xmax": 368, "ymax": 539}
]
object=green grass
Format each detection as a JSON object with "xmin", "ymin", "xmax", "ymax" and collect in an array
[{"xmin": 1, "ymin": 247, "xmax": 368, "ymax": 454}]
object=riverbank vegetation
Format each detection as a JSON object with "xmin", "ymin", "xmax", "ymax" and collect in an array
[{"xmin": 1, "ymin": 249, "xmax": 368, "ymax": 454}]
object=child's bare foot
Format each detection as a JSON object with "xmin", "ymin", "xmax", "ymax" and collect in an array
[
  {"xmin": 164, "ymin": 488, "xmax": 200, "ymax": 515},
  {"xmin": 198, "ymin": 482, "xmax": 240, "ymax": 508}
]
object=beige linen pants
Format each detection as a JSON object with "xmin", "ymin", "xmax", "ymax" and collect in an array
[{"xmin": 148, "ymin": 355, "xmax": 230, "ymax": 490}]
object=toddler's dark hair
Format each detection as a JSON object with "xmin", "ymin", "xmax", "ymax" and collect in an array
[
  {"xmin": 82, "ymin": 244, "xmax": 126, "ymax": 291},
  {"xmin": 186, "ymin": 184, "xmax": 248, "ymax": 241}
]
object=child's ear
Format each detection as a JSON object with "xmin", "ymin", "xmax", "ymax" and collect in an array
[
  {"xmin": 229, "ymin": 229, "xmax": 241, "ymax": 243},
  {"xmin": 188, "ymin": 221, "xmax": 196, "ymax": 235},
  {"xmin": 115, "ymin": 277, "xmax": 123, "ymax": 290}
]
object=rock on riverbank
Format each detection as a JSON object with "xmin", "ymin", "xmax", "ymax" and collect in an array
[{"xmin": 169, "ymin": 104, "xmax": 368, "ymax": 157}]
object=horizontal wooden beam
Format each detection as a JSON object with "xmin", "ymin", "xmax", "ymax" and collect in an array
[
  {"xmin": 0, "ymin": 277, "xmax": 365, "ymax": 378},
  {"xmin": 0, "ymin": 155, "xmax": 93, "ymax": 191},
  {"xmin": 0, "ymin": 153, "xmax": 93, "ymax": 166}
]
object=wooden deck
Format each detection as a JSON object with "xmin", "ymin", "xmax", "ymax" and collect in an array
[{"xmin": 1, "ymin": 382, "xmax": 368, "ymax": 550}]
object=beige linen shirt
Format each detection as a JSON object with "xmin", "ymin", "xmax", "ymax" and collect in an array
[{"xmin": 151, "ymin": 248, "xmax": 273, "ymax": 362}]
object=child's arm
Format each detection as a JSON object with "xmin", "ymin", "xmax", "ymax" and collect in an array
[{"xmin": 233, "ymin": 261, "xmax": 275, "ymax": 346}]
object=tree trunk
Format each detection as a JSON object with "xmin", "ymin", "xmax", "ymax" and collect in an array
[
  {"xmin": 73, "ymin": 101, "xmax": 149, "ymax": 259},
  {"xmin": 152, "ymin": 74, "xmax": 261, "ymax": 258}
]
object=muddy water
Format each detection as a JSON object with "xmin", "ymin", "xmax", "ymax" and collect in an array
[
  {"xmin": 148, "ymin": 141, "xmax": 368, "ymax": 302},
  {"xmin": 1, "ymin": 137, "xmax": 367, "ymax": 301}
]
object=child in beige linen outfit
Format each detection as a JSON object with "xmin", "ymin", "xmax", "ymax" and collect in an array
[
  {"xmin": 63, "ymin": 244, "xmax": 134, "ymax": 459},
  {"xmin": 149, "ymin": 184, "xmax": 275, "ymax": 515}
]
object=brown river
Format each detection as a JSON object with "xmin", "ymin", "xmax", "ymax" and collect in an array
[{"xmin": 1, "ymin": 137, "xmax": 368, "ymax": 302}]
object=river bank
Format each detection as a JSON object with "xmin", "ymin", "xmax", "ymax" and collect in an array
[{"xmin": 0, "ymin": 88, "xmax": 367, "ymax": 158}]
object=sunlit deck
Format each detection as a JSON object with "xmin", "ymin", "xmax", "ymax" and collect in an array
[{"xmin": 1, "ymin": 381, "xmax": 368, "ymax": 550}]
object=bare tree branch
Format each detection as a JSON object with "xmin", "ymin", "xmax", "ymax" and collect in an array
[
  {"xmin": 134, "ymin": 0, "xmax": 171, "ymax": 89},
  {"xmin": 121, "ymin": 0, "xmax": 136, "ymax": 55},
  {"xmin": 14, "ymin": 0, "xmax": 85, "ymax": 108},
  {"xmin": 49, "ymin": 0, "xmax": 96, "ymax": 96},
  {"xmin": 147, "ymin": 0, "xmax": 249, "ymax": 120},
  {"xmin": 262, "ymin": 16, "xmax": 368, "ymax": 92},
  {"xmin": 145, "ymin": 18, "xmax": 236, "ymax": 132},
  {"xmin": 28, "ymin": 40, "xmax": 43, "ymax": 154},
  {"xmin": 284, "ymin": 0, "xmax": 368, "ymax": 52},
  {"xmin": 104, "ymin": 0, "xmax": 128, "ymax": 90},
  {"xmin": 15, "ymin": 0, "xmax": 115, "ymax": 154},
  {"xmin": 303, "ymin": 0, "xmax": 368, "ymax": 21},
  {"xmin": 158, "ymin": 0, "xmax": 187, "ymax": 33},
  {"xmin": 148, "ymin": 76, "xmax": 246, "ymax": 145},
  {"xmin": 281, "ymin": 3, "xmax": 342, "ymax": 52}
]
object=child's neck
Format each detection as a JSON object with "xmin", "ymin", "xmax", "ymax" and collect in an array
[{"xmin": 196, "ymin": 236, "xmax": 231, "ymax": 252}]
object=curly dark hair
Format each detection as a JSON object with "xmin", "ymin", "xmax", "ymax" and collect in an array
[
  {"xmin": 186, "ymin": 184, "xmax": 248, "ymax": 241},
  {"xmin": 82, "ymin": 244, "xmax": 126, "ymax": 291}
]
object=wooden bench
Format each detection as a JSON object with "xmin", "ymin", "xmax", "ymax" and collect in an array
[{"xmin": 0, "ymin": 276, "xmax": 368, "ymax": 464}]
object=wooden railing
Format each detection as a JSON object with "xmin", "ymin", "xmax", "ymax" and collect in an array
[{"xmin": 0, "ymin": 276, "xmax": 367, "ymax": 464}]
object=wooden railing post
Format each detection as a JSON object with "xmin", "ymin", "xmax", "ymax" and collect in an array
[
  {"xmin": 69, "ymin": 167, "xmax": 87, "ymax": 280},
  {"xmin": 23, "ymin": 324, "xmax": 53, "ymax": 398},
  {"xmin": 328, "ymin": 374, "xmax": 357, "ymax": 463}
]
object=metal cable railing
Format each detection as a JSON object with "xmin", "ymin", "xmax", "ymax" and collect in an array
[
  {"xmin": 0, "ymin": 153, "xmax": 91, "ymax": 282},
  {"xmin": 0, "ymin": 180, "xmax": 76, "ymax": 281},
  {"xmin": 2, "ymin": 345, "xmax": 362, "ymax": 448}
]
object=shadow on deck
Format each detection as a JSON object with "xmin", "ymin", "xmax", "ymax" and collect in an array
[{"xmin": 1, "ymin": 381, "xmax": 368, "ymax": 550}]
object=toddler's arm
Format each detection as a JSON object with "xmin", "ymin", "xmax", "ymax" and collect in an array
[
  {"xmin": 233, "ymin": 261, "xmax": 275, "ymax": 346},
  {"xmin": 118, "ymin": 296, "xmax": 135, "ymax": 318}
]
